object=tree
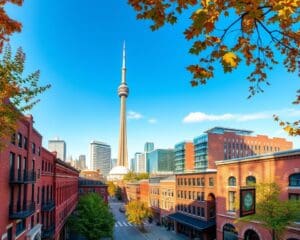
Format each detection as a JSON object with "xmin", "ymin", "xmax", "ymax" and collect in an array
[
  {"xmin": 0, "ymin": 0, "xmax": 22, "ymax": 53},
  {"xmin": 128, "ymin": 0, "xmax": 300, "ymax": 135},
  {"xmin": 0, "ymin": 46, "xmax": 50, "ymax": 148},
  {"xmin": 125, "ymin": 200, "xmax": 152, "ymax": 232},
  {"xmin": 238, "ymin": 182, "xmax": 300, "ymax": 240},
  {"xmin": 68, "ymin": 193, "xmax": 115, "ymax": 240},
  {"xmin": 0, "ymin": 1, "xmax": 50, "ymax": 148},
  {"xmin": 107, "ymin": 181, "xmax": 117, "ymax": 197},
  {"xmin": 123, "ymin": 171, "xmax": 149, "ymax": 181}
]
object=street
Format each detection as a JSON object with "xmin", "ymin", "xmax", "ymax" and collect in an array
[{"xmin": 109, "ymin": 199, "xmax": 187, "ymax": 240}]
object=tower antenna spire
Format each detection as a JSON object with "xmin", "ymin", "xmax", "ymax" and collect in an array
[{"xmin": 122, "ymin": 41, "xmax": 126, "ymax": 70}]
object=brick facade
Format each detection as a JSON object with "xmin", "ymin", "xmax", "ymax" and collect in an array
[
  {"xmin": 216, "ymin": 150, "xmax": 300, "ymax": 240},
  {"xmin": 0, "ymin": 115, "xmax": 80, "ymax": 240}
]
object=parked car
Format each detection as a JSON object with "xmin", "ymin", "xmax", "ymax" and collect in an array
[{"xmin": 119, "ymin": 206, "xmax": 125, "ymax": 213}]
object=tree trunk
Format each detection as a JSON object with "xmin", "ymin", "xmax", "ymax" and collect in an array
[
  {"xmin": 140, "ymin": 221, "xmax": 145, "ymax": 232},
  {"xmin": 272, "ymin": 229, "xmax": 276, "ymax": 240}
]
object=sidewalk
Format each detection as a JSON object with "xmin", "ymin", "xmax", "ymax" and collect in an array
[{"xmin": 142, "ymin": 224, "xmax": 187, "ymax": 240}]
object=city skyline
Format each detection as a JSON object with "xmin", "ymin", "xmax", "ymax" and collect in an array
[{"xmin": 5, "ymin": 0, "xmax": 300, "ymax": 163}]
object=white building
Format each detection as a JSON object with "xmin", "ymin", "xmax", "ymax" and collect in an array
[
  {"xmin": 48, "ymin": 139, "xmax": 66, "ymax": 161},
  {"xmin": 90, "ymin": 141, "xmax": 111, "ymax": 177},
  {"xmin": 135, "ymin": 152, "xmax": 145, "ymax": 173}
]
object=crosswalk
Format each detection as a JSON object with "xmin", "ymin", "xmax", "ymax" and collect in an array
[
  {"xmin": 114, "ymin": 221, "xmax": 150, "ymax": 228},
  {"xmin": 114, "ymin": 221, "xmax": 133, "ymax": 227}
]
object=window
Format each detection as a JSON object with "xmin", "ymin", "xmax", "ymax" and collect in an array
[
  {"xmin": 192, "ymin": 178, "xmax": 195, "ymax": 186},
  {"xmin": 209, "ymin": 177, "xmax": 214, "ymax": 186},
  {"xmin": 223, "ymin": 224, "xmax": 238, "ymax": 240},
  {"xmin": 200, "ymin": 207, "xmax": 205, "ymax": 217},
  {"xmin": 201, "ymin": 177, "xmax": 205, "ymax": 186},
  {"xmin": 24, "ymin": 137, "xmax": 28, "ymax": 150},
  {"xmin": 200, "ymin": 192, "xmax": 204, "ymax": 201},
  {"xmin": 228, "ymin": 191, "xmax": 236, "ymax": 211},
  {"xmin": 228, "ymin": 177, "xmax": 236, "ymax": 186},
  {"xmin": 32, "ymin": 143, "xmax": 36, "ymax": 154},
  {"xmin": 197, "ymin": 207, "xmax": 201, "ymax": 216},
  {"xmin": 197, "ymin": 178, "xmax": 200, "ymax": 186},
  {"xmin": 192, "ymin": 206, "xmax": 196, "ymax": 215},
  {"xmin": 188, "ymin": 178, "xmax": 191, "ymax": 186},
  {"xmin": 289, "ymin": 173, "xmax": 300, "ymax": 187},
  {"xmin": 289, "ymin": 193, "xmax": 300, "ymax": 200},
  {"xmin": 246, "ymin": 176, "xmax": 256, "ymax": 186},
  {"xmin": 17, "ymin": 133, "xmax": 22, "ymax": 148}
]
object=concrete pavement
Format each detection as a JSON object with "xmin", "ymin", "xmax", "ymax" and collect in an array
[{"xmin": 109, "ymin": 199, "xmax": 187, "ymax": 240}]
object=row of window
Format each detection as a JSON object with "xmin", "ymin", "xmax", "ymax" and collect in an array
[
  {"xmin": 177, "ymin": 204, "xmax": 205, "ymax": 217},
  {"xmin": 177, "ymin": 177, "xmax": 214, "ymax": 187},
  {"xmin": 42, "ymin": 160, "xmax": 54, "ymax": 173},
  {"xmin": 161, "ymin": 189, "xmax": 174, "ymax": 197},
  {"xmin": 11, "ymin": 132, "xmax": 40, "ymax": 155},
  {"xmin": 224, "ymin": 142, "xmax": 280, "ymax": 152},
  {"xmin": 177, "ymin": 190, "xmax": 205, "ymax": 201},
  {"xmin": 227, "ymin": 174, "xmax": 300, "ymax": 187}
]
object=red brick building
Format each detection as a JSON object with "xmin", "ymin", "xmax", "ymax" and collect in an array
[
  {"xmin": 216, "ymin": 149, "xmax": 300, "ymax": 240},
  {"xmin": 54, "ymin": 159, "xmax": 79, "ymax": 240},
  {"xmin": 139, "ymin": 179, "xmax": 149, "ymax": 206},
  {"xmin": 125, "ymin": 181, "xmax": 140, "ymax": 201},
  {"xmin": 40, "ymin": 148, "xmax": 56, "ymax": 239},
  {"xmin": 0, "ymin": 115, "xmax": 43, "ymax": 240},
  {"xmin": 78, "ymin": 178, "xmax": 108, "ymax": 203},
  {"xmin": 194, "ymin": 127, "xmax": 293, "ymax": 170},
  {"xmin": 159, "ymin": 176, "xmax": 176, "ymax": 230},
  {"xmin": 0, "ymin": 115, "xmax": 80, "ymax": 240},
  {"xmin": 170, "ymin": 171, "xmax": 217, "ymax": 240}
]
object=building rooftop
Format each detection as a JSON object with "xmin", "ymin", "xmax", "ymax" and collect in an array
[
  {"xmin": 90, "ymin": 140, "xmax": 110, "ymax": 146},
  {"xmin": 215, "ymin": 148, "xmax": 300, "ymax": 165},
  {"xmin": 204, "ymin": 127, "xmax": 253, "ymax": 135}
]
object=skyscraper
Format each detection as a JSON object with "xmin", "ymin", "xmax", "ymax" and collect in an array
[
  {"xmin": 117, "ymin": 42, "xmax": 129, "ymax": 168},
  {"xmin": 78, "ymin": 155, "xmax": 87, "ymax": 170},
  {"xmin": 144, "ymin": 142, "xmax": 154, "ymax": 153},
  {"xmin": 48, "ymin": 139, "xmax": 66, "ymax": 161},
  {"xmin": 135, "ymin": 152, "xmax": 145, "ymax": 173},
  {"xmin": 90, "ymin": 141, "xmax": 111, "ymax": 177}
]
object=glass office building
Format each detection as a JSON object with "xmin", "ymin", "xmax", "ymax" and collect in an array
[{"xmin": 147, "ymin": 149, "xmax": 175, "ymax": 174}]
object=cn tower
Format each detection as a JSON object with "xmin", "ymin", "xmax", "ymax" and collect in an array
[{"xmin": 117, "ymin": 42, "xmax": 129, "ymax": 168}]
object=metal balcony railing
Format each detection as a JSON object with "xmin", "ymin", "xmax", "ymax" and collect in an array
[
  {"xmin": 9, "ymin": 201, "xmax": 35, "ymax": 219},
  {"xmin": 42, "ymin": 225, "xmax": 55, "ymax": 239},
  {"xmin": 41, "ymin": 200, "xmax": 55, "ymax": 211},
  {"xmin": 10, "ymin": 169, "xmax": 36, "ymax": 184}
]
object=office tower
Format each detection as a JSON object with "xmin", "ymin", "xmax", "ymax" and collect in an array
[
  {"xmin": 48, "ymin": 138, "xmax": 66, "ymax": 161},
  {"xmin": 174, "ymin": 141, "xmax": 194, "ymax": 173},
  {"xmin": 144, "ymin": 142, "xmax": 154, "ymax": 153},
  {"xmin": 78, "ymin": 155, "xmax": 87, "ymax": 170},
  {"xmin": 147, "ymin": 149, "xmax": 175, "ymax": 174},
  {"xmin": 90, "ymin": 141, "xmax": 111, "ymax": 177},
  {"xmin": 193, "ymin": 127, "xmax": 293, "ymax": 171},
  {"xmin": 135, "ymin": 152, "xmax": 146, "ymax": 173},
  {"xmin": 130, "ymin": 158, "xmax": 136, "ymax": 172}
]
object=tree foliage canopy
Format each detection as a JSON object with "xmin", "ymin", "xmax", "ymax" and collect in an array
[
  {"xmin": 125, "ymin": 200, "xmax": 152, "ymax": 231},
  {"xmin": 0, "ymin": 46, "xmax": 50, "ymax": 148},
  {"xmin": 107, "ymin": 181, "xmax": 117, "ymax": 197},
  {"xmin": 123, "ymin": 171, "xmax": 149, "ymax": 181},
  {"xmin": 68, "ymin": 193, "xmax": 115, "ymax": 240},
  {"xmin": 0, "ymin": 1, "xmax": 49, "ymax": 148},
  {"xmin": 128, "ymin": 0, "xmax": 300, "ymax": 135},
  {"xmin": 0, "ymin": 0, "xmax": 23, "ymax": 53},
  {"xmin": 239, "ymin": 182, "xmax": 300, "ymax": 240}
]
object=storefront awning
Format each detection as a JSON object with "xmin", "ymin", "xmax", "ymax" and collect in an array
[{"xmin": 168, "ymin": 212, "xmax": 215, "ymax": 231}]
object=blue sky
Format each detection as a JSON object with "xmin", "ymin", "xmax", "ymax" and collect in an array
[{"xmin": 6, "ymin": 0, "xmax": 300, "ymax": 167}]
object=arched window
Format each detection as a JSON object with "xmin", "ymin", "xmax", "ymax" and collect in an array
[
  {"xmin": 246, "ymin": 176, "xmax": 256, "ymax": 186},
  {"xmin": 244, "ymin": 229, "xmax": 260, "ymax": 240},
  {"xmin": 228, "ymin": 177, "xmax": 236, "ymax": 186},
  {"xmin": 289, "ymin": 173, "xmax": 300, "ymax": 187},
  {"xmin": 223, "ymin": 223, "xmax": 238, "ymax": 240}
]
